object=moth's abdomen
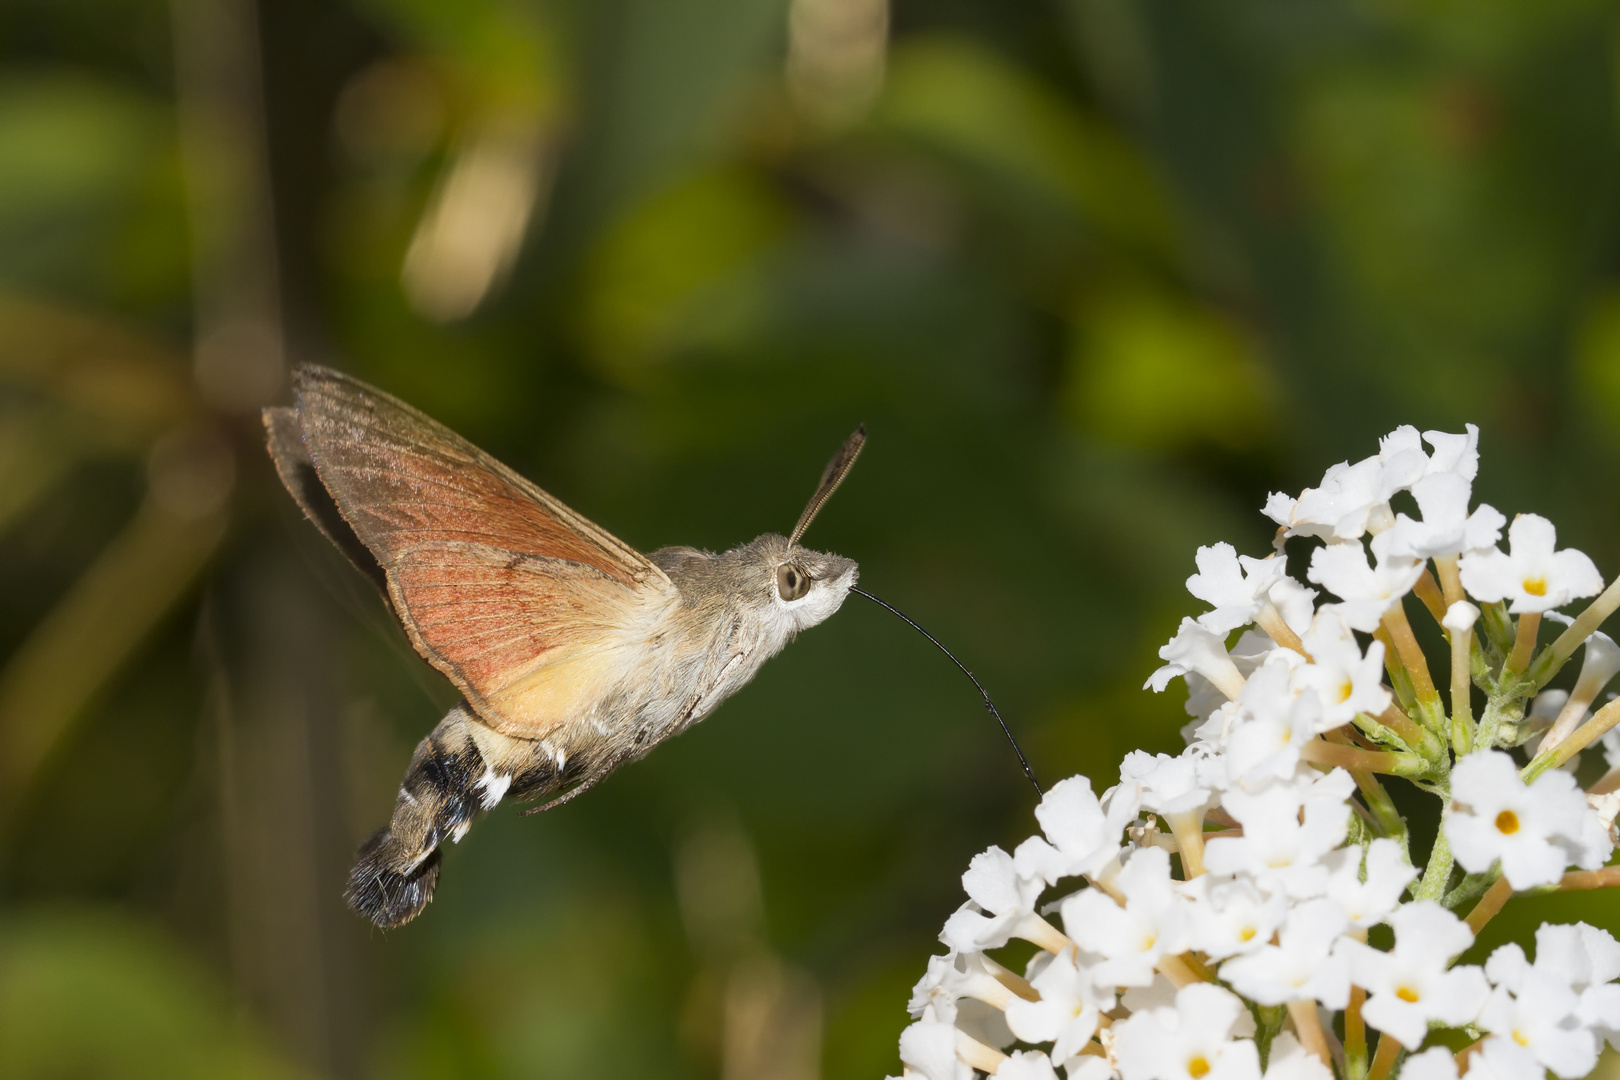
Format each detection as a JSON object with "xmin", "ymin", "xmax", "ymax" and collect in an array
[
  {"xmin": 344, "ymin": 702, "xmax": 613, "ymax": 928},
  {"xmin": 346, "ymin": 702, "xmax": 499, "ymax": 928}
]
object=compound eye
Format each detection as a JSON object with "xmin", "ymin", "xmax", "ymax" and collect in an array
[{"xmin": 776, "ymin": 563, "xmax": 810, "ymax": 602}]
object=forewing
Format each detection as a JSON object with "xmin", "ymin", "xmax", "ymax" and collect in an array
[
  {"xmin": 291, "ymin": 365, "xmax": 665, "ymax": 586},
  {"xmin": 286, "ymin": 365, "xmax": 675, "ymax": 737}
]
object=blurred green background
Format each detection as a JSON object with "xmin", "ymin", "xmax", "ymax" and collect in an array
[{"xmin": 5, "ymin": 0, "xmax": 1620, "ymax": 1077}]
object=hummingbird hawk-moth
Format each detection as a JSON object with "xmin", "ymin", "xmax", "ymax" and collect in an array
[{"xmin": 264, "ymin": 365, "xmax": 862, "ymax": 928}]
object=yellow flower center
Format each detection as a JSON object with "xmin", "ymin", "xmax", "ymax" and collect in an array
[
  {"xmin": 1514, "ymin": 1030, "xmax": 1530, "ymax": 1047},
  {"xmin": 1338, "ymin": 680, "xmax": 1354, "ymax": 703},
  {"xmin": 1496, "ymin": 810, "xmax": 1521, "ymax": 835},
  {"xmin": 1523, "ymin": 577, "xmax": 1547, "ymax": 597},
  {"xmin": 1188, "ymin": 1056, "xmax": 1211, "ymax": 1079},
  {"xmin": 1396, "ymin": 985, "xmax": 1420, "ymax": 1003},
  {"xmin": 1239, "ymin": 926, "xmax": 1256, "ymax": 942}
]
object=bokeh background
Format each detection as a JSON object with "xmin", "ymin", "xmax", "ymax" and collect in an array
[{"xmin": 5, "ymin": 0, "xmax": 1620, "ymax": 1076}]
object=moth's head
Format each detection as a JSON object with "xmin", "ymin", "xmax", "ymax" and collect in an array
[
  {"xmin": 763, "ymin": 534, "xmax": 858, "ymax": 631},
  {"xmin": 768, "ymin": 424, "xmax": 865, "ymax": 630}
]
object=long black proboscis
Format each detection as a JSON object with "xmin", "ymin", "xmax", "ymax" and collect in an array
[{"xmin": 851, "ymin": 587, "xmax": 1042, "ymax": 796}]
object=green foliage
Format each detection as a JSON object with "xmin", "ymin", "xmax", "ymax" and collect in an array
[{"xmin": 0, "ymin": 910, "xmax": 304, "ymax": 1079}]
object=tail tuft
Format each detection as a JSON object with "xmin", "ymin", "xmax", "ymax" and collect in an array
[{"xmin": 344, "ymin": 827, "xmax": 442, "ymax": 929}]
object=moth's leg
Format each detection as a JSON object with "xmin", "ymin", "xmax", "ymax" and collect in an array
[
  {"xmin": 518, "ymin": 747, "xmax": 632, "ymax": 816},
  {"xmin": 345, "ymin": 701, "xmax": 505, "ymax": 928}
]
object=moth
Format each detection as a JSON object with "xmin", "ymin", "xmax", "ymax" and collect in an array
[{"xmin": 264, "ymin": 365, "xmax": 862, "ymax": 928}]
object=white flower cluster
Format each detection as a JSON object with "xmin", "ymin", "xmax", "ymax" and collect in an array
[{"xmin": 893, "ymin": 426, "xmax": 1620, "ymax": 1080}]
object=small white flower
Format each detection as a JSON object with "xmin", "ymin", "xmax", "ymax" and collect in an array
[
  {"xmin": 1536, "ymin": 921, "xmax": 1620, "ymax": 990},
  {"xmin": 1182, "ymin": 875, "xmax": 1287, "ymax": 961},
  {"xmin": 1306, "ymin": 532, "xmax": 1425, "ymax": 633},
  {"xmin": 1343, "ymin": 901, "xmax": 1488, "ymax": 1048},
  {"xmin": 1269, "ymin": 577, "xmax": 1320, "ymax": 636},
  {"xmin": 1262, "ymin": 1033, "xmax": 1333, "ymax": 1080},
  {"xmin": 1384, "ymin": 474, "xmax": 1476, "ymax": 559},
  {"xmin": 1187, "ymin": 544, "xmax": 1288, "ymax": 635},
  {"xmin": 1222, "ymin": 662, "xmax": 1322, "ymax": 786},
  {"xmin": 1478, "ymin": 968, "xmax": 1595, "ymax": 1078},
  {"xmin": 1006, "ymin": 947, "xmax": 1115, "ymax": 1066},
  {"xmin": 1112, "ymin": 982, "xmax": 1262, "ymax": 1080},
  {"xmin": 1467, "ymin": 1038, "xmax": 1548, "ymax": 1080},
  {"xmin": 1203, "ymin": 774, "xmax": 1352, "ymax": 899},
  {"xmin": 1119, "ymin": 751, "xmax": 1219, "ymax": 819},
  {"xmin": 1495, "ymin": 923, "xmax": 1620, "ymax": 1052},
  {"xmin": 1015, "ymin": 776, "xmax": 1139, "ymax": 886},
  {"xmin": 942, "ymin": 847, "xmax": 1049, "ymax": 951},
  {"xmin": 909, "ymin": 950, "xmax": 1023, "ymax": 1024},
  {"xmin": 1184, "ymin": 626, "xmax": 1299, "ymax": 729},
  {"xmin": 1292, "ymin": 608, "xmax": 1391, "ymax": 729},
  {"xmin": 1422, "ymin": 425, "xmax": 1480, "ymax": 481},
  {"xmin": 1397, "ymin": 1046, "xmax": 1459, "ymax": 1080},
  {"xmin": 998, "ymin": 1050, "xmax": 1064, "ymax": 1080},
  {"xmin": 1218, "ymin": 897, "xmax": 1351, "ymax": 1009},
  {"xmin": 1069, "ymin": 1056, "xmax": 1120, "ymax": 1080},
  {"xmin": 1148, "ymin": 619, "xmax": 1245, "ymax": 699},
  {"xmin": 1264, "ymin": 427, "xmax": 1429, "ymax": 542},
  {"xmin": 909, "ymin": 952, "xmax": 969, "ymax": 1022},
  {"xmin": 1446, "ymin": 750, "xmax": 1611, "ymax": 889},
  {"xmin": 1458, "ymin": 513, "xmax": 1604, "ymax": 614},
  {"xmin": 899, "ymin": 1015, "xmax": 973, "ymax": 1080},
  {"xmin": 1062, "ymin": 847, "xmax": 1190, "ymax": 989},
  {"xmin": 1383, "ymin": 427, "xmax": 1499, "ymax": 559},
  {"xmin": 1321, "ymin": 838, "xmax": 1416, "ymax": 929}
]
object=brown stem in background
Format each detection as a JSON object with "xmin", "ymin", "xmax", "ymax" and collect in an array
[
  {"xmin": 1465, "ymin": 876, "xmax": 1514, "ymax": 936},
  {"xmin": 1413, "ymin": 569, "xmax": 1448, "ymax": 625},
  {"xmin": 1256, "ymin": 603, "xmax": 1309, "ymax": 658},
  {"xmin": 1434, "ymin": 555, "xmax": 1465, "ymax": 608},
  {"xmin": 1288, "ymin": 998, "xmax": 1333, "ymax": 1068},
  {"xmin": 1381, "ymin": 604, "xmax": 1440, "ymax": 709},
  {"xmin": 1301, "ymin": 739, "xmax": 1411, "ymax": 776},
  {"xmin": 1367, "ymin": 1032, "xmax": 1404, "ymax": 1080},
  {"xmin": 1372, "ymin": 704, "xmax": 1428, "ymax": 749},
  {"xmin": 1506, "ymin": 611, "xmax": 1541, "ymax": 677},
  {"xmin": 1558, "ymin": 867, "xmax": 1620, "ymax": 891}
]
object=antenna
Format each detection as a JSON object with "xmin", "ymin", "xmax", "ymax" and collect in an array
[
  {"xmin": 789, "ymin": 426, "xmax": 865, "ymax": 547},
  {"xmin": 851, "ymin": 587, "xmax": 1042, "ymax": 796}
]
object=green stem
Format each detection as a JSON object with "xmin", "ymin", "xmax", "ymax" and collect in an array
[
  {"xmin": 1479, "ymin": 601, "xmax": 1515, "ymax": 657},
  {"xmin": 1301, "ymin": 740, "xmax": 1425, "ymax": 776},
  {"xmin": 1375, "ymin": 627, "xmax": 1419, "ymax": 713},
  {"xmin": 1382, "ymin": 603, "xmax": 1443, "ymax": 713},
  {"xmin": 1350, "ymin": 769, "xmax": 1408, "ymax": 853},
  {"xmin": 1412, "ymin": 822, "xmax": 1454, "ymax": 903},
  {"xmin": 1473, "ymin": 694, "xmax": 1519, "ymax": 754},
  {"xmin": 1441, "ymin": 873, "xmax": 1496, "ymax": 911}
]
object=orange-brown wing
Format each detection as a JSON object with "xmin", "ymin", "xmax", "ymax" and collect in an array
[
  {"xmin": 286, "ymin": 364, "xmax": 675, "ymax": 737},
  {"xmin": 388, "ymin": 543, "xmax": 660, "ymax": 736}
]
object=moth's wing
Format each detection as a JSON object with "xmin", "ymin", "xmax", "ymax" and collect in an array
[
  {"xmin": 388, "ymin": 542, "xmax": 656, "ymax": 735},
  {"xmin": 287, "ymin": 364, "xmax": 676, "ymax": 739},
  {"xmin": 289, "ymin": 365, "xmax": 666, "ymax": 584},
  {"xmin": 263, "ymin": 406, "xmax": 393, "ymax": 607}
]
